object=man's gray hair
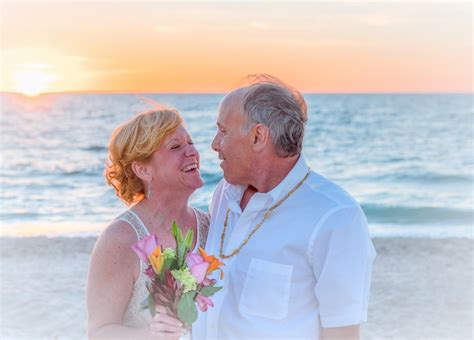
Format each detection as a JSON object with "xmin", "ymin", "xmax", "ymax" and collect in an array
[{"xmin": 240, "ymin": 74, "xmax": 308, "ymax": 157}]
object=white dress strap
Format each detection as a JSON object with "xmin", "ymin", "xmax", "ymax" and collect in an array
[
  {"xmin": 117, "ymin": 210, "xmax": 153, "ymax": 328},
  {"xmin": 192, "ymin": 207, "xmax": 210, "ymax": 250},
  {"xmin": 116, "ymin": 210, "xmax": 151, "ymax": 276},
  {"xmin": 116, "ymin": 210, "xmax": 150, "ymax": 241}
]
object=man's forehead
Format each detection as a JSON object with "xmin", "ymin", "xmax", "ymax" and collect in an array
[
  {"xmin": 223, "ymin": 87, "xmax": 247, "ymax": 105},
  {"xmin": 218, "ymin": 89, "xmax": 246, "ymax": 119}
]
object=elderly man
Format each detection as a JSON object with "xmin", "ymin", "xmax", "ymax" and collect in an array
[{"xmin": 193, "ymin": 75, "xmax": 376, "ymax": 339}]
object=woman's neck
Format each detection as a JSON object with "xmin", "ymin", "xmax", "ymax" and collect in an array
[{"xmin": 132, "ymin": 190, "xmax": 194, "ymax": 235}]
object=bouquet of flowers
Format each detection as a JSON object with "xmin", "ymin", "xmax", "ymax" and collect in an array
[{"xmin": 131, "ymin": 222, "xmax": 224, "ymax": 326}]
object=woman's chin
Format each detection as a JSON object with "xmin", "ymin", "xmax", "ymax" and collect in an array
[
  {"xmin": 181, "ymin": 172, "xmax": 204, "ymax": 190},
  {"xmin": 192, "ymin": 177, "xmax": 204, "ymax": 189}
]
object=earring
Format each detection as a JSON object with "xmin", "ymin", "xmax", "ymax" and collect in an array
[{"xmin": 147, "ymin": 179, "xmax": 152, "ymax": 199}]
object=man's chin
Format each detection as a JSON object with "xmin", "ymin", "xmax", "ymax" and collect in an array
[{"xmin": 222, "ymin": 173, "xmax": 240, "ymax": 185}]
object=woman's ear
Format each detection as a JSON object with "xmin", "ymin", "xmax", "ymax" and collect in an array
[
  {"xmin": 252, "ymin": 123, "xmax": 270, "ymax": 152},
  {"xmin": 131, "ymin": 161, "xmax": 151, "ymax": 182}
]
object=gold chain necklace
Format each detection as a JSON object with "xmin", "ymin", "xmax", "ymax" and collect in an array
[{"xmin": 219, "ymin": 169, "xmax": 311, "ymax": 259}]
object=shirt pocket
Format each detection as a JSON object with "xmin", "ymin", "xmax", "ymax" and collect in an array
[{"xmin": 239, "ymin": 258, "xmax": 293, "ymax": 320}]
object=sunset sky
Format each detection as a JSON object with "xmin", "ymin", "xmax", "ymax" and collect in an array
[{"xmin": 1, "ymin": 1, "xmax": 472, "ymax": 94}]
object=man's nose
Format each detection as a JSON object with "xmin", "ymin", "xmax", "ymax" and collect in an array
[{"xmin": 211, "ymin": 134, "xmax": 220, "ymax": 152}]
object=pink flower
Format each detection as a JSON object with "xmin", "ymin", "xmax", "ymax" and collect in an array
[
  {"xmin": 196, "ymin": 294, "xmax": 214, "ymax": 312},
  {"xmin": 144, "ymin": 266, "xmax": 155, "ymax": 279},
  {"xmin": 185, "ymin": 253, "xmax": 210, "ymax": 284},
  {"xmin": 131, "ymin": 234, "xmax": 159, "ymax": 263},
  {"xmin": 185, "ymin": 253, "xmax": 203, "ymax": 267},
  {"xmin": 202, "ymin": 277, "xmax": 217, "ymax": 287}
]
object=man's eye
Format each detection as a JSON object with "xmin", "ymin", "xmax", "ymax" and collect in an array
[{"xmin": 171, "ymin": 145, "xmax": 180, "ymax": 150}]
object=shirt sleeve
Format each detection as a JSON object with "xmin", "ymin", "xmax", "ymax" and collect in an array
[{"xmin": 310, "ymin": 205, "xmax": 376, "ymax": 328}]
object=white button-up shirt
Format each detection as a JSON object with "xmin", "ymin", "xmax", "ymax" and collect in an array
[{"xmin": 193, "ymin": 156, "xmax": 376, "ymax": 339}]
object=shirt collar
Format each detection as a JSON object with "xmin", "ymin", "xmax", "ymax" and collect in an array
[
  {"xmin": 223, "ymin": 155, "xmax": 310, "ymax": 212},
  {"xmin": 223, "ymin": 182, "xmax": 246, "ymax": 213},
  {"xmin": 265, "ymin": 154, "xmax": 309, "ymax": 204}
]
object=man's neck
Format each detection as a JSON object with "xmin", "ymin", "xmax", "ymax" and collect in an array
[
  {"xmin": 239, "ymin": 154, "xmax": 300, "ymax": 211},
  {"xmin": 251, "ymin": 155, "xmax": 299, "ymax": 193}
]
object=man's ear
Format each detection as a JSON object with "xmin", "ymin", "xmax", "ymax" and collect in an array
[
  {"xmin": 252, "ymin": 123, "xmax": 270, "ymax": 152},
  {"xmin": 131, "ymin": 161, "xmax": 151, "ymax": 182}
]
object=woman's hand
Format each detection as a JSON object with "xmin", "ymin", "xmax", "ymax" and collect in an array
[{"xmin": 150, "ymin": 305, "xmax": 187, "ymax": 339}]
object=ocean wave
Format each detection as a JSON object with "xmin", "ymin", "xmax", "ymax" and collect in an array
[
  {"xmin": 362, "ymin": 203, "xmax": 473, "ymax": 226},
  {"xmin": 371, "ymin": 172, "xmax": 473, "ymax": 185},
  {"xmin": 201, "ymin": 172, "xmax": 223, "ymax": 185},
  {"xmin": 81, "ymin": 145, "xmax": 108, "ymax": 152},
  {"xmin": 60, "ymin": 169, "xmax": 100, "ymax": 177},
  {"xmin": 0, "ymin": 212, "xmax": 45, "ymax": 219}
]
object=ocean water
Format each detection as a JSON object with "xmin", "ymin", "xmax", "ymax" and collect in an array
[{"xmin": 0, "ymin": 93, "xmax": 472, "ymax": 237}]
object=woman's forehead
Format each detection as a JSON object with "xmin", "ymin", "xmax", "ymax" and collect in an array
[{"xmin": 165, "ymin": 125, "xmax": 190, "ymax": 141}]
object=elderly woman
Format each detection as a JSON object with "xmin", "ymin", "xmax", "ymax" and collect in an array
[{"xmin": 87, "ymin": 107, "xmax": 209, "ymax": 339}]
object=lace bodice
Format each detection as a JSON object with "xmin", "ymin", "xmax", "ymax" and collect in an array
[{"xmin": 116, "ymin": 207, "xmax": 210, "ymax": 328}]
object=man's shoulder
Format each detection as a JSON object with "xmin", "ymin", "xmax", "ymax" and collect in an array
[{"xmin": 304, "ymin": 171, "xmax": 360, "ymax": 209}]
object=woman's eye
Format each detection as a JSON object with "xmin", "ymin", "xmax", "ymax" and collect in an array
[{"xmin": 171, "ymin": 145, "xmax": 180, "ymax": 150}]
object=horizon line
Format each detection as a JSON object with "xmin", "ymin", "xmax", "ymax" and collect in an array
[{"xmin": 2, "ymin": 90, "xmax": 473, "ymax": 96}]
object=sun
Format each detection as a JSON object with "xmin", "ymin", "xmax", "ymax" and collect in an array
[{"xmin": 13, "ymin": 69, "xmax": 55, "ymax": 96}]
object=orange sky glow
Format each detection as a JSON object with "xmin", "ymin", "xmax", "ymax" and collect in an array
[{"xmin": 1, "ymin": 2, "xmax": 472, "ymax": 94}]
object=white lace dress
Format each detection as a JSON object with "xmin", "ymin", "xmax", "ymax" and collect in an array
[{"xmin": 116, "ymin": 208, "xmax": 210, "ymax": 328}]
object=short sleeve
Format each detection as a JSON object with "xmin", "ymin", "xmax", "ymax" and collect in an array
[{"xmin": 310, "ymin": 205, "xmax": 376, "ymax": 328}]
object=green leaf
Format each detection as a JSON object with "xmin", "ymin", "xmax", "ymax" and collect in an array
[
  {"xmin": 184, "ymin": 229, "xmax": 193, "ymax": 250},
  {"xmin": 177, "ymin": 291, "xmax": 198, "ymax": 326},
  {"xmin": 177, "ymin": 242, "xmax": 186, "ymax": 267},
  {"xmin": 172, "ymin": 221, "xmax": 183, "ymax": 246},
  {"xmin": 199, "ymin": 286, "xmax": 222, "ymax": 297},
  {"xmin": 147, "ymin": 293, "xmax": 156, "ymax": 317},
  {"xmin": 162, "ymin": 256, "xmax": 174, "ymax": 272},
  {"xmin": 172, "ymin": 221, "xmax": 179, "ymax": 240}
]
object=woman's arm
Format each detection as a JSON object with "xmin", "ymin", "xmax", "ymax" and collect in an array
[{"xmin": 86, "ymin": 220, "xmax": 149, "ymax": 338}]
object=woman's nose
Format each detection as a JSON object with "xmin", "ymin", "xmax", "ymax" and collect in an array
[{"xmin": 185, "ymin": 144, "xmax": 198, "ymax": 157}]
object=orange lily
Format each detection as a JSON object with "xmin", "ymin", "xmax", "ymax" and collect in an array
[
  {"xmin": 148, "ymin": 246, "xmax": 164, "ymax": 274},
  {"xmin": 199, "ymin": 247, "xmax": 225, "ymax": 279}
]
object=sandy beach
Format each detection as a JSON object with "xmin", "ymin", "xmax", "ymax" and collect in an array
[{"xmin": 0, "ymin": 236, "xmax": 472, "ymax": 339}]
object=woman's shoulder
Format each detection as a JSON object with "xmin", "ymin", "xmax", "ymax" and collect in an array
[{"xmin": 92, "ymin": 218, "xmax": 138, "ymax": 258}]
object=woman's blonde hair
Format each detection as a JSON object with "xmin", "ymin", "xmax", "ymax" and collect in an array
[{"xmin": 105, "ymin": 107, "xmax": 183, "ymax": 204}]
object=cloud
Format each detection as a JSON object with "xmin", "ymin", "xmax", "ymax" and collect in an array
[
  {"xmin": 152, "ymin": 25, "xmax": 179, "ymax": 33},
  {"xmin": 250, "ymin": 21, "xmax": 272, "ymax": 30},
  {"xmin": 363, "ymin": 14, "xmax": 395, "ymax": 26}
]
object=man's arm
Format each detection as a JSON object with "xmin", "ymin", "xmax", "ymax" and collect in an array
[
  {"xmin": 311, "ymin": 206, "xmax": 375, "ymax": 339},
  {"xmin": 321, "ymin": 325, "xmax": 360, "ymax": 340}
]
